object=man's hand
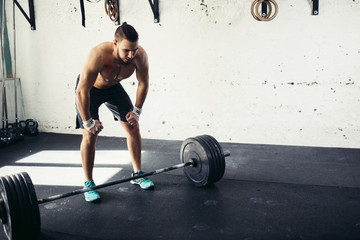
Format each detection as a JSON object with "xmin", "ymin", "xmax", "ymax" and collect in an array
[
  {"xmin": 88, "ymin": 120, "xmax": 104, "ymax": 135},
  {"xmin": 126, "ymin": 112, "xmax": 139, "ymax": 126}
]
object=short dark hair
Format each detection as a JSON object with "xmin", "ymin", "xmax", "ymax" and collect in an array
[{"xmin": 114, "ymin": 22, "xmax": 138, "ymax": 42}]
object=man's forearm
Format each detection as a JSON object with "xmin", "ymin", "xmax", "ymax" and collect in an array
[
  {"xmin": 76, "ymin": 89, "xmax": 92, "ymax": 122},
  {"xmin": 134, "ymin": 82, "xmax": 149, "ymax": 109}
]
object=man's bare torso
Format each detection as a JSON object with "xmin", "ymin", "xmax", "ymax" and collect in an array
[{"xmin": 91, "ymin": 42, "xmax": 142, "ymax": 89}]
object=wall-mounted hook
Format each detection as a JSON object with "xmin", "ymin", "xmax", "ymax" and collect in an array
[
  {"xmin": 148, "ymin": 0, "xmax": 159, "ymax": 23},
  {"xmin": 312, "ymin": 0, "xmax": 319, "ymax": 15}
]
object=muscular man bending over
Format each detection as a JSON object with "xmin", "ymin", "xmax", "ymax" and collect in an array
[{"xmin": 75, "ymin": 22, "xmax": 154, "ymax": 202}]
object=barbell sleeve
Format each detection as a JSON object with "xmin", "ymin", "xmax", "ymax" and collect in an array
[{"xmin": 223, "ymin": 151, "xmax": 231, "ymax": 158}]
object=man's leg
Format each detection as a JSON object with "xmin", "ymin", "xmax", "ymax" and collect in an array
[
  {"xmin": 80, "ymin": 129, "xmax": 101, "ymax": 202},
  {"xmin": 80, "ymin": 129, "xmax": 98, "ymax": 181},
  {"xmin": 120, "ymin": 121, "xmax": 154, "ymax": 189},
  {"xmin": 120, "ymin": 121, "xmax": 142, "ymax": 172}
]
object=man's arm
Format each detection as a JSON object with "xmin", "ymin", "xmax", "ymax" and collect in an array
[
  {"xmin": 134, "ymin": 47, "xmax": 149, "ymax": 109},
  {"xmin": 126, "ymin": 47, "xmax": 149, "ymax": 126},
  {"xmin": 76, "ymin": 48, "xmax": 102, "ymax": 128}
]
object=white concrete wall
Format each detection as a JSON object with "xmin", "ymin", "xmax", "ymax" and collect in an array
[{"xmin": 3, "ymin": 0, "xmax": 360, "ymax": 148}]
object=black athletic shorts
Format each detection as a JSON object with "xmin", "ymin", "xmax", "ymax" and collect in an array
[{"xmin": 75, "ymin": 75, "xmax": 133, "ymax": 129}]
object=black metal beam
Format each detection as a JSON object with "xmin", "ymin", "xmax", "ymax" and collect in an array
[
  {"xmin": 261, "ymin": 1, "xmax": 267, "ymax": 18},
  {"xmin": 28, "ymin": 0, "xmax": 35, "ymax": 29},
  {"xmin": 148, "ymin": 0, "xmax": 159, "ymax": 23},
  {"xmin": 312, "ymin": 0, "xmax": 319, "ymax": 15},
  {"xmin": 114, "ymin": 0, "xmax": 120, "ymax": 25},
  {"xmin": 80, "ymin": 0, "xmax": 85, "ymax": 27},
  {"xmin": 14, "ymin": 0, "xmax": 35, "ymax": 30}
]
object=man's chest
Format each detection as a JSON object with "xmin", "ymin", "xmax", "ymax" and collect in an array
[{"xmin": 101, "ymin": 63, "xmax": 136, "ymax": 82}]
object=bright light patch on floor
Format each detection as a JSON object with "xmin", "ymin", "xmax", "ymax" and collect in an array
[
  {"xmin": 15, "ymin": 150, "xmax": 133, "ymax": 165},
  {"xmin": 0, "ymin": 150, "xmax": 139, "ymax": 187},
  {"xmin": 0, "ymin": 166, "xmax": 122, "ymax": 187}
]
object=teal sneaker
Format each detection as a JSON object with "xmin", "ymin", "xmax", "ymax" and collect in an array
[
  {"xmin": 130, "ymin": 170, "xmax": 154, "ymax": 190},
  {"xmin": 84, "ymin": 180, "xmax": 101, "ymax": 202}
]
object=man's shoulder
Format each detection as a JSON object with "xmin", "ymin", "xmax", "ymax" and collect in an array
[
  {"xmin": 87, "ymin": 42, "xmax": 113, "ymax": 65},
  {"xmin": 134, "ymin": 46, "xmax": 148, "ymax": 66},
  {"xmin": 137, "ymin": 45, "xmax": 147, "ymax": 56},
  {"xmin": 91, "ymin": 42, "xmax": 113, "ymax": 55}
]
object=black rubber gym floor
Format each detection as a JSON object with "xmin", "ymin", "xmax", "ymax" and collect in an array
[{"xmin": 0, "ymin": 133, "xmax": 359, "ymax": 240}]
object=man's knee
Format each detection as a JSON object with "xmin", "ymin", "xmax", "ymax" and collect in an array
[
  {"xmin": 81, "ymin": 130, "xmax": 98, "ymax": 145},
  {"xmin": 129, "ymin": 124, "xmax": 140, "ymax": 136},
  {"xmin": 122, "ymin": 122, "xmax": 140, "ymax": 137}
]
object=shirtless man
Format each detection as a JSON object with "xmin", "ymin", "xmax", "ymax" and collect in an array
[{"xmin": 75, "ymin": 22, "xmax": 154, "ymax": 202}]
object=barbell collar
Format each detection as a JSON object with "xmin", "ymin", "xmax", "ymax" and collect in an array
[{"xmin": 223, "ymin": 151, "xmax": 231, "ymax": 158}]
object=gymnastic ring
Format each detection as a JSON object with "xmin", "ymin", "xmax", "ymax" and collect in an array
[
  {"xmin": 251, "ymin": 0, "xmax": 261, "ymax": 21},
  {"xmin": 104, "ymin": 0, "xmax": 119, "ymax": 22},
  {"xmin": 251, "ymin": 0, "xmax": 272, "ymax": 21},
  {"xmin": 108, "ymin": 3, "xmax": 119, "ymax": 22},
  {"xmin": 255, "ymin": 0, "xmax": 276, "ymax": 21},
  {"xmin": 104, "ymin": 0, "xmax": 112, "ymax": 15},
  {"xmin": 255, "ymin": 0, "xmax": 278, "ymax": 21}
]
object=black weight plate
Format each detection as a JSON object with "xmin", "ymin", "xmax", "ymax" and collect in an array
[
  {"xmin": 0, "ymin": 192, "xmax": 7, "ymax": 225},
  {"xmin": 195, "ymin": 135, "xmax": 217, "ymax": 184},
  {"xmin": 201, "ymin": 135, "xmax": 225, "ymax": 182},
  {"xmin": 14, "ymin": 173, "xmax": 38, "ymax": 239},
  {"xmin": 205, "ymin": 135, "xmax": 225, "ymax": 182},
  {"xmin": 205, "ymin": 135, "xmax": 224, "ymax": 179},
  {"xmin": 0, "ymin": 176, "xmax": 14, "ymax": 239},
  {"xmin": 5, "ymin": 175, "xmax": 23, "ymax": 240},
  {"xmin": 212, "ymin": 135, "xmax": 225, "ymax": 181},
  {"xmin": 13, "ymin": 174, "xmax": 33, "ymax": 238},
  {"xmin": 198, "ymin": 135, "xmax": 221, "ymax": 183},
  {"xmin": 0, "ymin": 173, "xmax": 40, "ymax": 240},
  {"xmin": 1, "ymin": 175, "xmax": 25, "ymax": 240},
  {"xmin": 20, "ymin": 172, "xmax": 41, "ymax": 238},
  {"xmin": 180, "ymin": 137, "xmax": 211, "ymax": 187},
  {"xmin": 204, "ymin": 135, "xmax": 226, "ymax": 182},
  {"xmin": 8, "ymin": 174, "xmax": 29, "ymax": 239}
]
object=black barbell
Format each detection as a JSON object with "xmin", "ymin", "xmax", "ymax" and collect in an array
[{"xmin": 0, "ymin": 135, "xmax": 230, "ymax": 240}]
